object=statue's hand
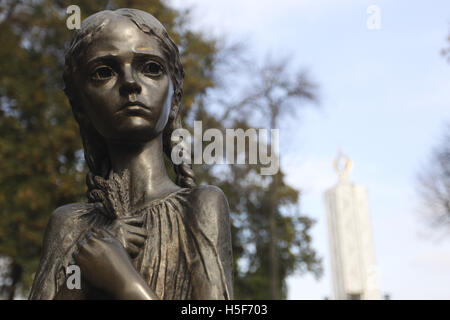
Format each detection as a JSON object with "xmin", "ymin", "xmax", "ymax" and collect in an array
[
  {"xmin": 109, "ymin": 216, "xmax": 147, "ymax": 259},
  {"xmin": 73, "ymin": 229, "xmax": 157, "ymax": 300},
  {"xmin": 73, "ymin": 230, "xmax": 132, "ymax": 295}
]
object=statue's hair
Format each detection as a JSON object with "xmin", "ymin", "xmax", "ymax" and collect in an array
[{"xmin": 63, "ymin": 8, "xmax": 196, "ymax": 203}]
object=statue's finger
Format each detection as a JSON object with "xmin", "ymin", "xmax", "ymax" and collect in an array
[
  {"xmin": 120, "ymin": 215, "xmax": 145, "ymax": 226},
  {"xmin": 127, "ymin": 233, "xmax": 146, "ymax": 247},
  {"xmin": 125, "ymin": 225, "xmax": 148, "ymax": 237},
  {"xmin": 125, "ymin": 242, "xmax": 140, "ymax": 258}
]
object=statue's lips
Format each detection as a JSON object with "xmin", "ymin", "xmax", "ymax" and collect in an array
[{"xmin": 117, "ymin": 101, "xmax": 152, "ymax": 116}]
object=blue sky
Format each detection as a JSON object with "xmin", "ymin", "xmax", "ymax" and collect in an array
[{"xmin": 171, "ymin": 0, "xmax": 450, "ymax": 299}]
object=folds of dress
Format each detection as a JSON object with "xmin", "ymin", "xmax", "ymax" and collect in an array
[{"xmin": 29, "ymin": 186, "xmax": 233, "ymax": 300}]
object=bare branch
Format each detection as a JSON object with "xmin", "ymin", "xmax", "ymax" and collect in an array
[{"xmin": 417, "ymin": 124, "xmax": 450, "ymax": 229}]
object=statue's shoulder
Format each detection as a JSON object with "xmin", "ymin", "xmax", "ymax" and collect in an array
[
  {"xmin": 189, "ymin": 185, "xmax": 230, "ymax": 216},
  {"xmin": 186, "ymin": 185, "xmax": 234, "ymax": 299},
  {"xmin": 47, "ymin": 202, "xmax": 96, "ymax": 232},
  {"xmin": 187, "ymin": 185, "xmax": 231, "ymax": 236}
]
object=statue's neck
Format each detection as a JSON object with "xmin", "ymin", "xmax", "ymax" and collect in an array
[{"xmin": 106, "ymin": 135, "xmax": 180, "ymax": 209}]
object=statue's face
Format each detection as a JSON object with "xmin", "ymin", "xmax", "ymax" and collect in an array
[{"xmin": 75, "ymin": 15, "xmax": 173, "ymax": 142}]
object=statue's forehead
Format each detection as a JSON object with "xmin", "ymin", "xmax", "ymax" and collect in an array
[
  {"xmin": 83, "ymin": 18, "xmax": 165, "ymax": 62},
  {"xmin": 90, "ymin": 16, "xmax": 148, "ymax": 43},
  {"xmin": 82, "ymin": 10, "xmax": 165, "ymax": 33}
]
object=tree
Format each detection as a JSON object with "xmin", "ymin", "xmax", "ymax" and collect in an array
[
  {"xmin": 417, "ymin": 124, "xmax": 450, "ymax": 230},
  {"xmin": 0, "ymin": 0, "xmax": 217, "ymax": 299},
  {"xmin": 193, "ymin": 57, "xmax": 323, "ymax": 299},
  {"xmin": 417, "ymin": 32, "xmax": 450, "ymax": 233}
]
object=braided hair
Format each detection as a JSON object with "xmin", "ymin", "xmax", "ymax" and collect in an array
[{"xmin": 63, "ymin": 9, "xmax": 196, "ymax": 204}]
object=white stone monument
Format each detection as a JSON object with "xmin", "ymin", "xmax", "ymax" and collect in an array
[{"xmin": 324, "ymin": 151, "xmax": 381, "ymax": 300}]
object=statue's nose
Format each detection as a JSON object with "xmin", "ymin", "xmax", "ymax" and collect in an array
[{"xmin": 120, "ymin": 65, "xmax": 142, "ymax": 97}]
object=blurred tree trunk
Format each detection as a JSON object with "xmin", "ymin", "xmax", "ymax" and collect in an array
[
  {"xmin": 268, "ymin": 112, "xmax": 279, "ymax": 299},
  {"xmin": 268, "ymin": 175, "xmax": 280, "ymax": 299},
  {"xmin": 7, "ymin": 263, "xmax": 22, "ymax": 300}
]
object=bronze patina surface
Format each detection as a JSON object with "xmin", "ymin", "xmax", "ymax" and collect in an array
[{"xmin": 29, "ymin": 8, "xmax": 233, "ymax": 300}]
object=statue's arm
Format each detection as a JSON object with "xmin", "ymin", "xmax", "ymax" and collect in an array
[
  {"xmin": 54, "ymin": 236, "xmax": 157, "ymax": 300},
  {"xmin": 190, "ymin": 186, "xmax": 234, "ymax": 300},
  {"xmin": 72, "ymin": 227, "xmax": 159, "ymax": 300},
  {"xmin": 29, "ymin": 203, "xmax": 88, "ymax": 299},
  {"xmin": 30, "ymin": 203, "xmax": 156, "ymax": 300}
]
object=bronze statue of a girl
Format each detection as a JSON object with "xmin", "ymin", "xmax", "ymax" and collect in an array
[{"xmin": 29, "ymin": 8, "xmax": 233, "ymax": 300}]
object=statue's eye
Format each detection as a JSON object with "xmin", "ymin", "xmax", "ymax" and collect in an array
[
  {"xmin": 91, "ymin": 66, "xmax": 115, "ymax": 81},
  {"xmin": 142, "ymin": 61, "xmax": 163, "ymax": 77}
]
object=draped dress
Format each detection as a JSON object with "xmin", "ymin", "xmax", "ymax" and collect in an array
[{"xmin": 29, "ymin": 184, "xmax": 233, "ymax": 300}]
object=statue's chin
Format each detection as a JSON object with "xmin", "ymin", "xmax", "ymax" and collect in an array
[{"xmin": 107, "ymin": 120, "xmax": 162, "ymax": 143}]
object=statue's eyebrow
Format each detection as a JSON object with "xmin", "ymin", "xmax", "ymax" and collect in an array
[
  {"xmin": 86, "ymin": 52, "xmax": 165, "ymax": 66},
  {"xmin": 86, "ymin": 54, "xmax": 120, "ymax": 66},
  {"xmin": 132, "ymin": 52, "xmax": 166, "ymax": 64}
]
